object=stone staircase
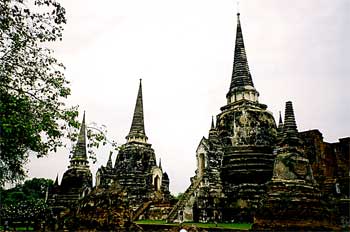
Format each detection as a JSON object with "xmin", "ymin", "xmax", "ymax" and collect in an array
[
  {"xmin": 322, "ymin": 177, "xmax": 336, "ymax": 195},
  {"xmin": 166, "ymin": 176, "xmax": 202, "ymax": 222},
  {"xmin": 132, "ymin": 201, "xmax": 153, "ymax": 221}
]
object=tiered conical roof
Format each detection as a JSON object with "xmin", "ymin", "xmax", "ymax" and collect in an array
[
  {"xmin": 126, "ymin": 79, "xmax": 148, "ymax": 143},
  {"xmin": 211, "ymin": 116, "xmax": 215, "ymax": 130},
  {"xmin": 226, "ymin": 13, "xmax": 259, "ymax": 104},
  {"xmin": 278, "ymin": 111, "xmax": 283, "ymax": 125},
  {"xmin": 229, "ymin": 13, "xmax": 254, "ymax": 91},
  {"xmin": 209, "ymin": 116, "xmax": 219, "ymax": 140},
  {"xmin": 106, "ymin": 151, "xmax": 113, "ymax": 169},
  {"xmin": 281, "ymin": 101, "xmax": 301, "ymax": 146},
  {"xmin": 277, "ymin": 111, "xmax": 284, "ymax": 136},
  {"xmin": 71, "ymin": 112, "xmax": 88, "ymax": 162}
]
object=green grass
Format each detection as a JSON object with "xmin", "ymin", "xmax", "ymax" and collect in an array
[
  {"xmin": 136, "ymin": 220, "xmax": 172, "ymax": 225},
  {"xmin": 135, "ymin": 220, "xmax": 252, "ymax": 230},
  {"xmin": 0, "ymin": 226, "xmax": 34, "ymax": 231}
]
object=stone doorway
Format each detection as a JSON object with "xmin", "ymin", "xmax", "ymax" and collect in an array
[
  {"xmin": 198, "ymin": 153, "xmax": 205, "ymax": 177},
  {"xmin": 154, "ymin": 175, "xmax": 160, "ymax": 191}
]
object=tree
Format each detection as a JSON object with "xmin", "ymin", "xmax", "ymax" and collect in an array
[
  {"xmin": 0, "ymin": 178, "xmax": 54, "ymax": 229},
  {"xmin": 1, "ymin": 178, "xmax": 53, "ymax": 205},
  {"xmin": 0, "ymin": 0, "xmax": 74, "ymax": 185},
  {"xmin": 0, "ymin": 0, "xmax": 115, "ymax": 185}
]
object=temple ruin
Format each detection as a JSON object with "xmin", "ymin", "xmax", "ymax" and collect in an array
[
  {"xmin": 96, "ymin": 80, "xmax": 172, "ymax": 220},
  {"xmin": 47, "ymin": 9, "xmax": 349, "ymax": 231},
  {"xmin": 167, "ymin": 12, "xmax": 349, "ymax": 228},
  {"xmin": 48, "ymin": 112, "xmax": 93, "ymax": 215}
]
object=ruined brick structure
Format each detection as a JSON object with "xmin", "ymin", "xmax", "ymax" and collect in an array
[
  {"xmin": 48, "ymin": 112, "xmax": 93, "ymax": 214},
  {"xmin": 299, "ymin": 130, "xmax": 350, "ymax": 227},
  {"xmin": 46, "ymin": 9, "xmax": 349, "ymax": 229},
  {"xmin": 48, "ymin": 82, "xmax": 172, "ymax": 223},
  {"xmin": 96, "ymin": 80, "xmax": 171, "ymax": 220},
  {"xmin": 167, "ymin": 12, "xmax": 349, "ymax": 227},
  {"xmin": 63, "ymin": 182, "xmax": 143, "ymax": 231},
  {"xmin": 168, "ymin": 13, "xmax": 277, "ymax": 223},
  {"xmin": 299, "ymin": 130, "xmax": 350, "ymax": 199},
  {"xmin": 252, "ymin": 101, "xmax": 336, "ymax": 230}
]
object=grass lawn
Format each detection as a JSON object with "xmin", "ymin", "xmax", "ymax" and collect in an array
[
  {"xmin": 0, "ymin": 226, "xmax": 34, "ymax": 231},
  {"xmin": 136, "ymin": 220, "xmax": 173, "ymax": 225},
  {"xmin": 135, "ymin": 220, "xmax": 252, "ymax": 230}
]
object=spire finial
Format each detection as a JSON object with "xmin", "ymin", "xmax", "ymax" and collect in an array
[
  {"xmin": 237, "ymin": 0, "xmax": 240, "ymax": 16},
  {"xmin": 126, "ymin": 80, "xmax": 148, "ymax": 143},
  {"xmin": 159, "ymin": 158, "xmax": 162, "ymax": 169}
]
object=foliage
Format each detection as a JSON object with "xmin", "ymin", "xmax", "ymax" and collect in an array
[
  {"xmin": 1, "ymin": 199, "xmax": 51, "ymax": 223},
  {"xmin": 1, "ymin": 178, "xmax": 53, "ymax": 205},
  {"xmin": 69, "ymin": 122, "xmax": 118, "ymax": 164},
  {"xmin": 0, "ymin": 226, "xmax": 34, "ymax": 231},
  {"xmin": 0, "ymin": 0, "xmax": 116, "ymax": 185},
  {"xmin": 168, "ymin": 192, "xmax": 183, "ymax": 205},
  {"xmin": 0, "ymin": 0, "xmax": 72, "ymax": 185},
  {"xmin": 0, "ymin": 178, "xmax": 54, "ymax": 228},
  {"xmin": 175, "ymin": 192, "xmax": 184, "ymax": 200}
]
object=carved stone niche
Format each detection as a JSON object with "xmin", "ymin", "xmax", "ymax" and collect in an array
[{"xmin": 151, "ymin": 167, "xmax": 162, "ymax": 191}]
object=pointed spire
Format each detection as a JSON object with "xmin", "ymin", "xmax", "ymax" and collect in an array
[
  {"xmin": 281, "ymin": 101, "xmax": 301, "ymax": 146},
  {"xmin": 230, "ymin": 13, "xmax": 254, "ymax": 89},
  {"xmin": 278, "ymin": 111, "xmax": 283, "ymax": 129},
  {"xmin": 209, "ymin": 116, "xmax": 218, "ymax": 140},
  {"xmin": 72, "ymin": 111, "xmax": 87, "ymax": 160},
  {"xmin": 278, "ymin": 111, "xmax": 283, "ymax": 124},
  {"xmin": 211, "ymin": 116, "xmax": 215, "ymax": 130},
  {"xmin": 54, "ymin": 174, "xmax": 59, "ymax": 186},
  {"xmin": 277, "ymin": 111, "xmax": 284, "ymax": 137},
  {"xmin": 226, "ymin": 13, "xmax": 259, "ymax": 104},
  {"xmin": 126, "ymin": 79, "xmax": 148, "ymax": 143},
  {"xmin": 70, "ymin": 111, "xmax": 89, "ymax": 168},
  {"xmin": 106, "ymin": 151, "xmax": 113, "ymax": 169},
  {"xmin": 163, "ymin": 171, "xmax": 169, "ymax": 180},
  {"xmin": 159, "ymin": 158, "xmax": 162, "ymax": 169},
  {"xmin": 78, "ymin": 111, "xmax": 86, "ymax": 140}
]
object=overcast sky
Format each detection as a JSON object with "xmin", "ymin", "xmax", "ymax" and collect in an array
[{"xmin": 27, "ymin": 0, "xmax": 350, "ymax": 194}]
